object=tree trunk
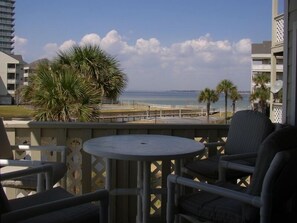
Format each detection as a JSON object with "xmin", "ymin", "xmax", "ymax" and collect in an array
[
  {"xmin": 207, "ymin": 103, "xmax": 210, "ymax": 123},
  {"xmin": 224, "ymin": 93, "xmax": 228, "ymax": 124}
]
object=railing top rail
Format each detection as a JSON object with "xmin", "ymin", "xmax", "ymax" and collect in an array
[{"xmin": 4, "ymin": 121, "xmax": 228, "ymax": 130}]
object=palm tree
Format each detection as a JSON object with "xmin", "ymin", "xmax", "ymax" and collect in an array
[
  {"xmin": 21, "ymin": 61, "xmax": 101, "ymax": 121},
  {"xmin": 198, "ymin": 88, "xmax": 219, "ymax": 123},
  {"xmin": 56, "ymin": 44, "xmax": 127, "ymax": 103},
  {"xmin": 230, "ymin": 87, "xmax": 242, "ymax": 114},
  {"xmin": 216, "ymin": 79, "xmax": 234, "ymax": 123},
  {"xmin": 250, "ymin": 73, "xmax": 270, "ymax": 114}
]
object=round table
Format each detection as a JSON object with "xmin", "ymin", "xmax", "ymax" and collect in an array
[{"xmin": 83, "ymin": 134, "xmax": 204, "ymax": 223}]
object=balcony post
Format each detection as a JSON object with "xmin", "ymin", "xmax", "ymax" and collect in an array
[{"xmin": 30, "ymin": 128, "xmax": 41, "ymax": 160}]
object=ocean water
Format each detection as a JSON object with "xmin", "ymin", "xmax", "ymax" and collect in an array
[{"xmin": 119, "ymin": 91, "xmax": 251, "ymax": 111}]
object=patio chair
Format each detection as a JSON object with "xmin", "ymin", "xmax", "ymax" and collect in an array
[
  {"xmin": 0, "ymin": 164, "xmax": 109, "ymax": 223},
  {"xmin": 0, "ymin": 118, "xmax": 67, "ymax": 192},
  {"xmin": 167, "ymin": 126, "xmax": 297, "ymax": 223},
  {"xmin": 184, "ymin": 110, "xmax": 275, "ymax": 182}
]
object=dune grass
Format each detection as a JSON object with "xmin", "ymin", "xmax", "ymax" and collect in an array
[
  {"xmin": 0, "ymin": 105, "xmax": 33, "ymax": 120},
  {"xmin": 0, "ymin": 104, "xmax": 230, "ymax": 123}
]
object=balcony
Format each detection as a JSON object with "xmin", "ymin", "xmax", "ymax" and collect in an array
[
  {"xmin": 275, "ymin": 64, "xmax": 283, "ymax": 72},
  {"xmin": 251, "ymin": 64, "xmax": 272, "ymax": 72},
  {"xmin": 4, "ymin": 121, "xmax": 229, "ymax": 223},
  {"xmin": 7, "ymin": 79, "xmax": 16, "ymax": 84},
  {"xmin": 7, "ymin": 68, "xmax": 16, "ymax": 73},
  {"xmin": 7, "ymin": 90, "xmax": 15, "ymax": 95}
]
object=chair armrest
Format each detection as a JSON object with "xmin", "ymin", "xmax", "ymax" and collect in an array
[
  {"xmin": 11, "ymin": 145, "xmax": 67, "ymax": 163},
  {"xmin": 1, "ymin": 164, "xmax": 53, "ymax": 180},
  {"xmin": 220, "ymin": 152, "xmax": 258, "ymax": 161},
  {"xmin": 218, "ymin": 153, "xmax": 257, "ymax": 181},
  {"xmin": 219, "ymin": 160, "xmax": 255, "ymax": 174},
  {"xmin": 167, "ymin": 174, "xmax": 261, "ymax": 207},
  {"xmin": 12, "ymin": 145, "xmax": 66, "ymax": 152},
  {"xmin": 204, "ymin": 141, "xmax": 226, "ymax": 147},
  {"xmin": 0, "ymin": 159, "xmax": 43, "ymax": 167},
  {"xmin": 0, "ymin": 164, "xmax": 54, "ymax": 190},
  {"xmin": 1, "ymin": 189, "xmax": 109, "ymax": 223}
]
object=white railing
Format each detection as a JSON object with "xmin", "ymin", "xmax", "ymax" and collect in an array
[
  {"xmin": 4, "ymin": 121, "xmax": 229, "ymax": 223},
  {"xmin": 252, "ymin": 64, "xmax": 271, "ymax": 71},
  {"xmin": 275, "ymin": 14, "xmax": 284, "ymax": 45},
  {"xmin": 272, "ymin": 103, "xmax": 283, "ymax": 123},
  {"xmin": 7, "ymin": 68, "xmax": 16, "ymax": 73}
]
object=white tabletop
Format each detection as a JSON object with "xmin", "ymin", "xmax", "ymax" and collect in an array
[{"xmin": 83, "ymin": 134, "xmax": 204, "ymax": 161}]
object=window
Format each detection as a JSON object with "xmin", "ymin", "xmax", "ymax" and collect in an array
[
  {"xmin": 7, "ymin": 73, "xmax": 15, "ymax": 79},
  {"xmin": 7, "ymin": 84, "xmax": 15, "ymax": 90},
  {"xmin": 7, "ymin": 63, "xmax": 15, "ymax": 68}
]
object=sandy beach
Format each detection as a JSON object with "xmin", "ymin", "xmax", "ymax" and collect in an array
[{"xmin": 100, "ymin": 103, "xmax": 225, "ymax": 124}]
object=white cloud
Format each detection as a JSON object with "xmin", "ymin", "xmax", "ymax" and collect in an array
[
  {"xmin": 101, "ymin": 30, "xmax": 121, "ymax": 47},
  {"xmin": 135, "ymin": 38, "xmax": 161, "ymax": 54},
  {"xmin": 40, "ymin": 31, "xmax": 252, "ymax": 90},
  {"xmin": 43, "ymin": 43, "xmax": 59, "ymax": 59},
  {"xmin": 42, "ymin": 40, "xmax": 75, "ymax": 59},
  {"xmin": 13, "ymin": 36, "xmax": 28, "ymax": 55},
  {"xmin": 59, "ymin": 39, "xmax": 76, "ymax": 52},
  {"xmin": 100, "ymin": 30, "xmax": 133, "ymax": 54},
  {"xmin": 80, "ymin": 33, "xmax": 101, "ymax": 46},
  {"xmin": 13, "ymin": 36, "xmax": 28, "ymax": 46},
  {"xmin": 234, "ymin": 38, "xmax": 251, "ymax": 54}
]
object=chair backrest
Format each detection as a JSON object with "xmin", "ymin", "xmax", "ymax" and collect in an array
[
  {"xmin": 225, "ymin": 110, "xmax": 274, "ymax": 155},
  {"xmin": 248, "ymin": 126, "xmax": 297, "ymax": 196},
  {"xmin": 243, "ymin": 126, "xmax": 297, "ymax": 222},
  {"xmin": 261, "ymin": 149, "xmax": 297, "ymax": 222},
  {"xmin": 0, "ymin": 118, "xmax": 13, "ymax": 160}
]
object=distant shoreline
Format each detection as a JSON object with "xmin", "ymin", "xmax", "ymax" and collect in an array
[{"xmin": 119, "ymin": 90, "xmax": 251, "ymax": 111}]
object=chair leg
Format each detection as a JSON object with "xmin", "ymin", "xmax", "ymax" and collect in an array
[
  {"xmin": 167, "ymin": 177, "xmax": 176, "ymax": 223},
  {"xmin": 37, "ymin": 173, "xmax": 45, "ymax": 192}
]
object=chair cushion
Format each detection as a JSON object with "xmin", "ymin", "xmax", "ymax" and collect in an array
[
  {"xmin": 8, "ymin": 187, "xmax": 99, "ymax": 223},
  {"xmin": 8, "ymin": 187, "xmax": 72, "ymax": 209},
  {"xmin": 18, "ymin": 203, "xmax": 99, "ymax": 223},
  {"xmin": 185, "ymin": 155, "xmax": 254, "ymax": 180},
  {"xmin": 179, "ymin": 183, "xmax": 246, "ymax": 223},
  {"xmin": 1, "ymin": 162, "xmax": 67, "ymax": 190}
]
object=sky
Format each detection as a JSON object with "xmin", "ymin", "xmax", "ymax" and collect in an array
[{"xmin": 14, "ymin": 0, "xmax": 274, "ymax": 91}]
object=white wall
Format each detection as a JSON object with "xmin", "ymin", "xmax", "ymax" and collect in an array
[
  {"xmin": 0, "ymin": 52, "xmax": 19, "ymax": 95},
  {"xmin": 283, "ymin": 0, "xmax": 297, "ymax": 125}
]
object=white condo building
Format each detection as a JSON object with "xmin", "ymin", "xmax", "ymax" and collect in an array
[
  {"xmin": 0, "ymin": 51, "xmax": 29, "ymax": 104},
  {"xmin": 250, "ymin": 0, "xmax": 284, "ymax": 123}
]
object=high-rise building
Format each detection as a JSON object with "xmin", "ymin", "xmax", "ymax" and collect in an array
[{"xmin": 0, "ymin": 0, "xmax": 15, "ymax": 54}]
